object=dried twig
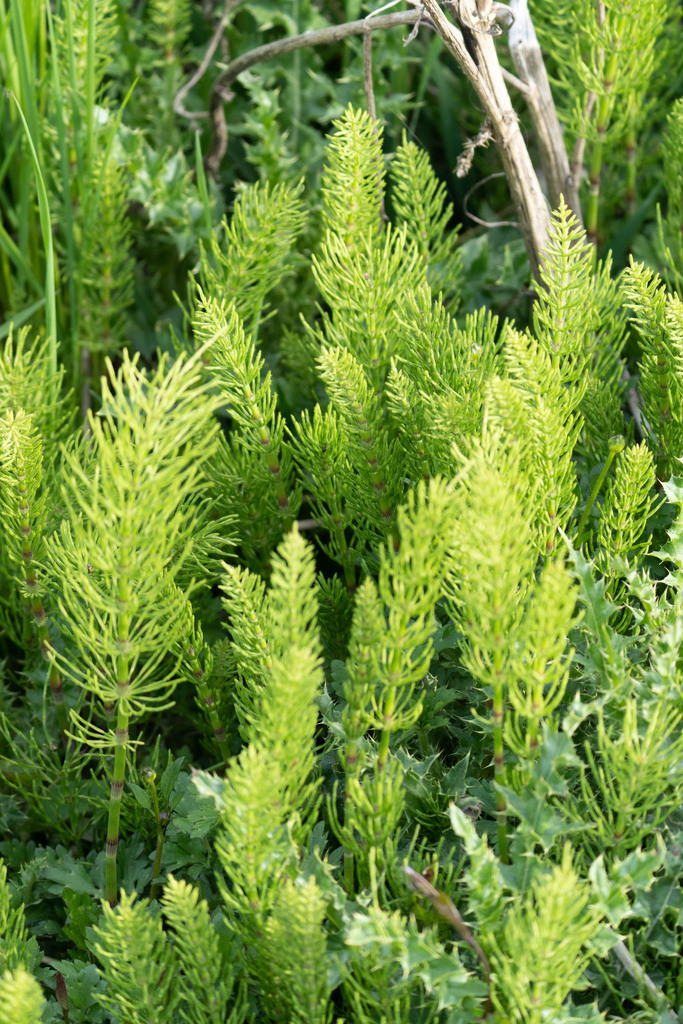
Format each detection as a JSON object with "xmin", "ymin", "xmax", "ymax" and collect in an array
[
  {"xmin": 174, "ymin": 11, "xmax": 232, "ymax": 122},
  {"xmin": 421, "ymin": 0, "xmax": 551, "ymax": 277},
  {"xmin": 610, "ymin": 933, "xmax": 677, "ymax": 1020},
  {"xmin": 363, "ymin": 22, "xmax": 377, "ymax": 122},
  {"xmin": 464, "ymin": 171, "xmax": 519, "ymax": 227},
  {"xmin": 404, "ymin": 865, "xmax": 493, "ymax": 1018},
  {"xmin": 204, "ymin": 10, "xmax": 428, "ymax": 176},
  {"xmin": 507, "ymin": 0, "xmax": 582, "ymax": 222},
  {"xmin": 456, "ymin": 117, "xmax": 494, "ymax": 177}
]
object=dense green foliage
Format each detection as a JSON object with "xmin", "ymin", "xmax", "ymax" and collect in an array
[{"xmin": 2, "ymin": 2, "xmax": 683, "ymax": 1022}]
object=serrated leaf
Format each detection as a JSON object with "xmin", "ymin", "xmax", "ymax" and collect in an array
[
  {"xmin": 42, "ymin": 853, "xmax": 98, "ymax": 897},
  {"xmin": 159, "ymin": 757, "xmax": 184, "ymax": 803},
  {"xmin": 127, "ymin": 782, "xmax": 151, "ymax": 811},
  {"xmin": 588, "ymin": 857, "xmax": 631, "ymax": 926},
  {"xmin": 500, "ymin": 785, "xmax": 586, "ymax": 853},
  {"xmin": 190, "ymin": 768, "xmax": 227, "ymax": 811}
]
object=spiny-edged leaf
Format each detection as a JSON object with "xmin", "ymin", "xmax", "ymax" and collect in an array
[
  {"xmin": 46, "ymin": 961, "xmax": 108, "ymax": 1024},
  {"xmin": 589, "ymin": 841, "xmax": 665, "ymax": 926},
  {"xmin": 653, "ymin": 476, "xmax": 683, "ymax": 568},
  {"xmin": 41, "ymin": 851, "xmax": 98, "ymax": 897},
  {"xmin": 159, "ymin": 756, "xmax": 185, "ymax": 803},
  {"xmin": 500, "ymin": 784, "xmax": 588, "ymax": 853},
  {"xmin": 563, "ymin": 539, "xmax": 627, "ymax": 674}
]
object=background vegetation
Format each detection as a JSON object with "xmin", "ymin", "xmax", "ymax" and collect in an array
[{"xmin": 2, "ymin": 1, "xmax": 683, "ymax": 1022}]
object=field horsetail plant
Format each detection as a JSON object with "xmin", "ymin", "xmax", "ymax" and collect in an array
[{"xmin": 2, "ymin": 0, "xmax": 683, "ymax": 1022}]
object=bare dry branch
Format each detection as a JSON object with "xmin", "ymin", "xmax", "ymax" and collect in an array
[
  {"xmin": 204, "ymin": 9, "xmax": 427, "ymax": 176},
  {"xmin": 507, "ymin": 0, "xmax": 582, "ymax": 222},
  {"xmin": 422, "ymin": 0, "xmax": 551, "ymax": 277}
]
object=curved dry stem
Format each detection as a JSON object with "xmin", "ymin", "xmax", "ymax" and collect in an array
[{"xmin": 204, "ymin": 10, "xmax": 428, "ymax": 175}]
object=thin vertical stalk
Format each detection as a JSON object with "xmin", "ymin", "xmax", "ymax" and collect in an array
[
  {"xmin": 46, "ymin": 2, "xmax": 79, "ymax": 394},
  {"xmin": 185, "ymin": 644, "xmax": 231, "ymax": 767},
  {"xmin": 10, "ymin": 93, "xmax": 57, "ymax": 376},
  {"xmin": 575, "ymin": 435, "xmax": 624, "ymax": 543},
  {"xmin": 142, "ymin": 768, "xmax": 167, "ymax": 903},
  {"xmin": 291, "ymin": 0, "xmax": 301, "ymax": 152},
  {"xmin": 624, "ymin": 96, "xmax": 637, "ymax": 215},
  {"xmin": 528, "ymin": 685, "xmax": 540, "ymax": 754},
  {"xmin": 12, "ymin": 450, "xmax": 68, "ymax": 739},
  {"xmin": 491, "ymin": 626, "xmax": 509, "ymax": 864},
  {"xmin": 85, "ymin": 0, "xmax": 96, "ymax": 172},
  {"xmin": 105, "ymin": 544, "xmax": 132, "ymax": 907},
  {"xmin": 195, "ymin": 132, "xmax": 214, "ymax": 236},
  {"xmin": 586, "ymin": 15, "xmax": 626, "ymax": 246},
  {"xmin": 105, "ymin": 705, "xmax": 128, "ymax": 907}
]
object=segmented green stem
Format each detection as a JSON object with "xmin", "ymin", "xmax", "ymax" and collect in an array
[
  {"xmin": 105, "ymin": 543, "xmax": 132, "ymax": 907},
  {"xmin": 316, "ymin": 461, "xmax": 356, "ymax": 591},
  {"xmin": 185, "ymin": 644, "xmax": 231, "ymax": 767},
  {"xmin": 13, "ymin": 448, "xmax": 68, "ymax": 739},
  {"xmin": 625, "ymin": 99, "xmax": 637, "ymax": 215},
  {"xmin": 324, "ymin": 494, "xmax": 356, "ymax": 590},
  {"xmin": 492, "ymin": 623, "xmax": 509, "ymax": 865},
  {"xmin": 575, "ymin": 435, "xmax": 625, "ymax": 543},
  {"xmin": 358, "ymin": 419, "xmax": 400, "ymax": 551},
  {"xmin": 142, "ymin": 768, "xmax": 167, "ymax": 903},
  {"xmin": 105, "ymin": 703, "xmax": 128, "ymax": 907},
  {"xmin": 247, "ymin": 394, "xmax": 291, "ymax": 514},
  {"xmin": 586, "ymin": 18, "xmax": 626, "ymax": 245}
]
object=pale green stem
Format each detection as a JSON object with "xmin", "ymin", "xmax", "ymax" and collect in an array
[
  {"xmin": 186, "ymin": 644, "xmax": 231, "ymax": 767},
  {"xmin": 106, "ymin": 544, "xmax": 132, "ymax": 907},
  {"xmin": 13, "ymin": 452, "xmax": 68, "ymax": 740},
  {"xmin": 492, "ymin": 637, "xmax": 509, "ymax": 865},
  {"xmin": 377, "ymin": 685, "xmax": 395, "ymax": 775},
  {"xmin": 377, "ymin": 641, "xmax": 405, "ymax": 775},
  {"xmin": 575, "ymin": 435, "xmax": 624, "ymax": 542},
  {"xmin": 358, "ymin": 420, "xmax": 400, "ymax": 551},
  {"xmin": 586, "ymin": 19, "xmax": 626, "ymax": 245},
  {"xmin": 142, "ymin": 769, "xmax": 167, "ymax": 903},
  {"xmin": 105, "ymin": 704, "xmax": 128, "ymax": 907},
  {"xmin": 340, "ymin": 647, "xmax": 374, "ymax": 891}
]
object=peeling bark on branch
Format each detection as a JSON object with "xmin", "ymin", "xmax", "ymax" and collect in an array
[
  {"xmin": 507, "ymin": 0, "xmax": 582, "ymax": 222},
  {"xmin": 204, "ymin": 10, "xmax": 425, "ymax": 176},
  {"xmin": 421, "ymin": 0, "xmax": 551, "ymax": 278}
]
